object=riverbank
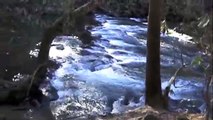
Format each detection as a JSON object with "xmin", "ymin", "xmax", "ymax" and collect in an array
[
  {"xmin": 0, "ymin": 105, "xmax": 206, "ymax": 120},
  {"xmin": 98, "ymin": 106, "xmax": 206, "ymax": 120},
  {"xmin": 0, "ymin": 1, "xmax": 211, "ymax": 120}
]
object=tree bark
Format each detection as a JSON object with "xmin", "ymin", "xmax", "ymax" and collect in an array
[
  {"xmin": 204, "ymin": 0, "xmax": 213, "ymax": 12},
  {"xmin": 145, "ymin": 0, "xmax": 165, "ymax": 108}
]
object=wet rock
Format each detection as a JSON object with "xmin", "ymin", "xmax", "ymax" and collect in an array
[
  {"xmin": 56, "ymin": 44, "xmax": 64, "ymax": 50},
  {"xmin": 176, "ymin": 116, "xmax": 189, "ymax": 120},
  {"xmin": 79, "ymin": 30, "xmax": 93, "ymax": 44},
  {"xmin": 30, "ymin": 99, "xmax": 41, "ymax": 107},
  {"xmin": 143, "ymin": 114, "xmax": 160, "ymax": 120},
  {"xmin": 119, "ymin": 61, "xmax": 145, "ymax": 68}
]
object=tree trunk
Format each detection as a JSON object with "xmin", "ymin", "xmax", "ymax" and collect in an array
[
  {"xmin": 37, "ymin": 17, "xmax": 64, "ymax": 64},
  {"xmin": 204, "ymin": 0, "xmax": 213, "ymax": 12},
  {"xmin": 145, "ymin": 0, "xmax": 165, "ymax": 108}
]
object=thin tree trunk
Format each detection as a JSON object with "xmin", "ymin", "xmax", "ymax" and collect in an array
[{"xmin": 145, "ymin": 0, "xmax": 165, "ymax": 108}]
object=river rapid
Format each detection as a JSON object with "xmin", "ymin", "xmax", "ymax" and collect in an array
[{"xmin": 30, "ymin": 14, "xmax": 208, "ymax": 119}]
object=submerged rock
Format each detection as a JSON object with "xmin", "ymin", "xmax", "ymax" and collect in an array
[{"xmin": 144, "ymin": 114, "xmax": 160, "ymax": 120}]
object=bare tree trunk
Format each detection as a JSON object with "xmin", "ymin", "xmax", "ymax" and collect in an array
[{"xmin": 145, "ymin": 0, "xmax": 165, "ymax": 108}]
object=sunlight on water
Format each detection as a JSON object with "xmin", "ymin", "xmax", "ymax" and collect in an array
[
  {"xmin": 168, "ymin": 30, "xmax": 193, "ymax": 43},
  {"xmin": 74, "ymin": 67, "xmax": 144, "ymax": 87},
  {"xmin": 49, "ymin": 36, "xmax": 82, "ymax": 59},
  {"xmin": 109, "ymin": 40, "xmax": 136, "ymax": 47},
  {"xmin": 47, "ymin": 14, "xmax": 206, "ymax": 118}
]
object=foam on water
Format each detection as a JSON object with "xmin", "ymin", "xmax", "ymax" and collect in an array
[{"xmin": 48, "ymin": 14, "xmax": 206, "ymax": 118}]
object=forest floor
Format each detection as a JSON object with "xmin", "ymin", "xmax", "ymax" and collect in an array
[
  {"xmin": 97, "ymin": 106, "xmax": 206, "ymax": 120},
  {"xmin": 0, "ymin": 104, "xmax": 55, "ymax": 120},
  {"xmin": 0, "ymin": 105, "xmax": 206, "ymax": 120}
]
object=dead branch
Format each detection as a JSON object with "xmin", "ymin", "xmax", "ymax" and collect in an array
[
  {"xmin": 163, "ymin": 66, "xmax": 184, "ymax": 98},
  {"xmin": 163, "ymin": 51, "xmax": 186, "ymax": 99}
]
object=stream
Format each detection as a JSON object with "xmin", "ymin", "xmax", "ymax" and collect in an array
[{"xmin": 30, "ymin": 14, "xmax": 207, "ymax": 119}]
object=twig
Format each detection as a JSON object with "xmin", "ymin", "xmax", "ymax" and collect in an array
[{"xmin": 173, "ymin": 50, "xmax": 186, "ymax": 88}]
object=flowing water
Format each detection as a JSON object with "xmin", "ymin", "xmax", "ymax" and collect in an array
[
  {"xmin": 33, "ymin": 14, "xmax": 207, "ymax": 119},
  {"xmin": 0, "ymin": 13, "xmax": 206, "ymax": 120}
]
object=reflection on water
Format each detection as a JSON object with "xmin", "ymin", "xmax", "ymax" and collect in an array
[{"xmin": 47, "ymin": 14, "xmax": 207, "ymax": 119}]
